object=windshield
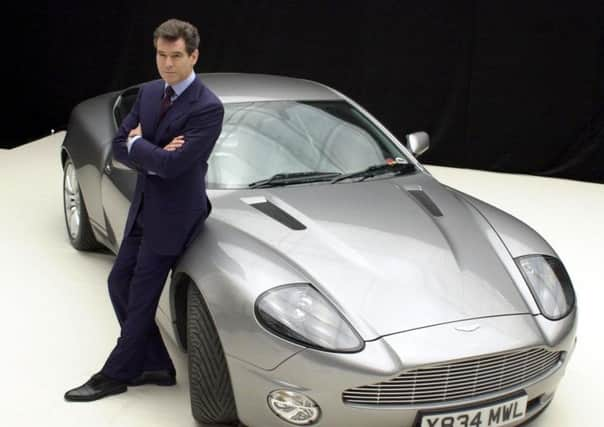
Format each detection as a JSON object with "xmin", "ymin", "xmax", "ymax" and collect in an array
[{"xmin": 206, "ymin": 100, "xmax": 411, "ymax": 189}]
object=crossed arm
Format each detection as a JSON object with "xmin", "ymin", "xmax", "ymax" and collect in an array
[
  {"xmin": 112, "ymin": 89, "xmax": 224, "ymax": 179},
  {"xmin": 128, "ymin": 105, "xmax": 223, "ymax": 179},
  {"xmin": 127, "ymin": 124, "xmax": 184, "ymax": 152}
]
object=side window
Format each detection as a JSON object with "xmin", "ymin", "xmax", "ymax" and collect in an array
[{"xmin": 113, "ymin": 87, "xmax": 140, "ymax": 128}]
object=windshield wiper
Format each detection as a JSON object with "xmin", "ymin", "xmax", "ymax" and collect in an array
[
  {"xmin": 330, "ymin": 162, "xmax": 416, "ymax": 184},
  {"xmin": 248, "ymin": 172, "xmax": 342, "ymax": 188}
]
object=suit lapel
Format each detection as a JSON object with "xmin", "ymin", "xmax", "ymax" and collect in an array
[
  {"xmin": 139, "ymin": 80, "xmax": 164, "ymax": 143},
  {"xmin": 155, "ymin": 77, "xmax": 204, "ymax": 142}
]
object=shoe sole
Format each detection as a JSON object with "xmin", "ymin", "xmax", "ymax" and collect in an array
[{"xmin": 128, "ymin": 378, "xmax": 176, "ymax": 387}]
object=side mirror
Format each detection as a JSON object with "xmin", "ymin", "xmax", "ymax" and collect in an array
[{"xmin": 405, "ymin": 131, "xmax": 430, "ymax": 157}]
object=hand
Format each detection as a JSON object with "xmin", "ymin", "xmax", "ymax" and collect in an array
[
  {"xmin": 129, "ymin": 123, "xmax": 142, "ymax": 138},
  {"xmin": 163, "ymin": 135, "xmax": 186, "ymax": 151}
]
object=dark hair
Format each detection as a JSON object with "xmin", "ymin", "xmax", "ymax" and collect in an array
[{"xmin": 153, "ymin": 19, "xmax": 200, "ymax": 55}]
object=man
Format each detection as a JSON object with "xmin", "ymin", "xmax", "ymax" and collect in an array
[{"xmin": 64, "ymin": 18, "xmax": 224, "ymax": 402}]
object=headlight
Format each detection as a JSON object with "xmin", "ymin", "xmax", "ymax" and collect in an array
[
  {"xmin": 515, "ymin": 255, "xmax": 576, "ymax": 320},
  {"xmin": 255, "ymin": 283, "xmax": 364, "ymax": 352}
]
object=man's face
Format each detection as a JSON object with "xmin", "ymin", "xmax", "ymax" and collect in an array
[{"xmin": 155, "ymin": 37, "xmax": 198, "ymax": 85}]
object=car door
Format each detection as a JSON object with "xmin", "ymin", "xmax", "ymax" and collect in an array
[{"xmin": 100, "ymin": 87, "xmax": 139, "ymax": 251}]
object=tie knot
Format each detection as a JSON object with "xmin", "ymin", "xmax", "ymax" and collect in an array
[{"xmin": 159, "ymin": 86, "xmax": 175, "ymax": 120}]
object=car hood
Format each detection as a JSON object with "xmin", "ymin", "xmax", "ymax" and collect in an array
[{"xmin": 209, "ymin": 173, "xmax": 531, "ymax": 340}]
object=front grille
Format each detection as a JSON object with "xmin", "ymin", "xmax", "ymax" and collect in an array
[{"xmin": 343, "ymin": 348, "xmax": 562, "ymax": 406}]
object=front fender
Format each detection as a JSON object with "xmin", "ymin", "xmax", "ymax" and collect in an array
[
  {"xmin": 62, "ymin": 91, "xmax": 119, "ymax": 239},
  {"xmin": 453, "ymin": 189, "xmax": 558, "ymax": 258},
  {"xmin": 172, "ymin": 217, "xmax": 309, "ymax": 370}
]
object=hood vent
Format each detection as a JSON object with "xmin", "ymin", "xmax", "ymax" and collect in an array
[
  {"xmin": 243, "ymin": 197, "xmax": 307, "ymax": 230},
  {"xmin": 407, "ymin": 188, "xmax": 443, "ymax": 217}
]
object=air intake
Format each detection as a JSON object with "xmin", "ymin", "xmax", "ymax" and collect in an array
[
  {"xmin": 343, "ymin": 348, "xmax": 562, "ymax": 406},
  {"xmin": 243, "ymin": 197, "xmax": 306, "ymax": 230},
  {"xmin": 407, "ymin": 188, "xmax": 443, "ymax": 217}
]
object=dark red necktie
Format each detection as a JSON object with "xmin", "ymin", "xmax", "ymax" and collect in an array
[{"xmin": 159, "ymin": 86, "xmax": 175, "ymax": 121}]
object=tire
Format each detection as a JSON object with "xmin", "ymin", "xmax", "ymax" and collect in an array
[
  {"xmin": 187, "ymin": 283, "xmax": 238, "ymax": 425},
  {"xmin": 63, "ymin": 157, "xmax": 99, "ymax": 251}
]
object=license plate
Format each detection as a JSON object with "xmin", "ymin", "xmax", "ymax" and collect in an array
[{"xmin": 420, "ymin": 395, "xmax": 528, "ymax": 427}]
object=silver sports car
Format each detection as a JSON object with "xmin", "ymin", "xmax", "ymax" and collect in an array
[{"xmin": 61, "ymin": 73, "xmax": 577, "ymax": 427}]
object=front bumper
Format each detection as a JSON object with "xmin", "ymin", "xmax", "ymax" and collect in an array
[{"xmin": 228, "ymin": 312, "xmax": 577, "ymax": 427}]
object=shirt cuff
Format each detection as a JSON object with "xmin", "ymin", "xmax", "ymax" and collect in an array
[
  {"xmin": 127, "ymin": 135, "xmax": 142, "ymax": 153},
  {"xmin": 127, "ymin": 135, "xmax": 157, "ymax": 175}
]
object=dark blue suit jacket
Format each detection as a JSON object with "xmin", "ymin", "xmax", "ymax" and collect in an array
[{"xmin": 112, "ymin": 76, "xmax": 224, "ymax": 255}]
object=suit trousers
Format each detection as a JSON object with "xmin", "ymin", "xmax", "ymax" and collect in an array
[{"xmin": 101, "ymin": 202, "xmax": 178, "ymax": 381}]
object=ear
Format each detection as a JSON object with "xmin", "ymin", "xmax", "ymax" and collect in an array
[{"xmin": 191, "ymin": 48, "xmax": 199, "ymax": 65}]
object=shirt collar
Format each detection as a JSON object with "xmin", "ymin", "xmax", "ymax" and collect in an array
[{"xmin": 165, "ymin": 70, "xmax": 196, "ymax": 98}]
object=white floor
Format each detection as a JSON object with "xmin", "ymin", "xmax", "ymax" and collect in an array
[{"xmin": 1, "ymin": 132, "xmax": 602, "ymax": 427}]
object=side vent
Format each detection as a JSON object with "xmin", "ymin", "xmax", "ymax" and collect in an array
[
  {"xmin": 242, "ymin": 197, "xmax": 306, "ymax": 230},
  {"xmin": 407, "ymin": 189, "xmax": 443, "ymax": 217}
]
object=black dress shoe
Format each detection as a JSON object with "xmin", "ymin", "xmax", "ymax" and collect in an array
[
  {"xmin": 128, "ymin": 370, "xmax": 176, "ymax": 386},
  {"xmin": 64, "ymin": 372, "xmax": 127, "ymax": 402}
]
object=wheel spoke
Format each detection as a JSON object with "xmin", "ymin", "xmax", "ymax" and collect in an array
[
  {"xmin": 69, "ymin": 208, "xmax": 79, "ymax": 238},
  {"xmin": 64, "ymin": 163, "xmax": 81, "ymax": 239}
]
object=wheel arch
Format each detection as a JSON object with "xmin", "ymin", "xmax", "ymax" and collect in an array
[
  {"xmin": 170, "ymin": 271, "xmax": 193, "ymax": 352},
  {"xmin": 61, "ymin": 146, "xmax": 70, "ymax": 168},
  {"xmin": 168, "ymin": 219, "xmax": 311, "ymax": 370}
]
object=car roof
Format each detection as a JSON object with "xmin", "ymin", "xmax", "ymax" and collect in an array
[{"xmin": 198, "ymin": 73, "xmax": 343, "ymax": 103}]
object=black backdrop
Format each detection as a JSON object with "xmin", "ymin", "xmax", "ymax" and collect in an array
[{"xmin": 9, "ymin": 1, "xmax": 604, "ymax": 182}]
